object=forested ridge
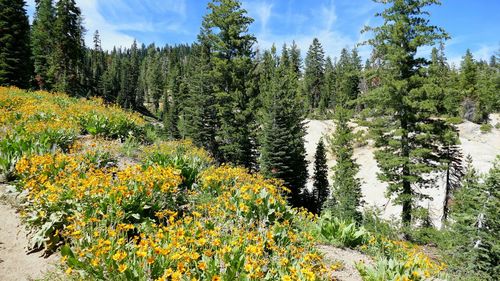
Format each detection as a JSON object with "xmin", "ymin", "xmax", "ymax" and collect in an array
[{"xmin": 1, "ymin": 0, "xmax": 499, "ymax": 280}]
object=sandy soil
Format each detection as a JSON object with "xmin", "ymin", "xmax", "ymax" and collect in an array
[
  {"xmin": 317, "ymin": 244, "xmax": 372, "ymax": 281},
  {"xmin": 0, "ymin": 184, "xmax": 58, "ymax": 281},
  {"xmin": 304, "ymin": 114, "xmax": 500, "ymax": 227}
]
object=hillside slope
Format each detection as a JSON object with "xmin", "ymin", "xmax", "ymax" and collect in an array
[{"xmin": 304, "ymin": 115, "xmax": 500, "ymax": 227}]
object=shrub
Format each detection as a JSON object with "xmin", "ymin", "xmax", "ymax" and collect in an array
[
  {"xmin": 446, "ymin": 116, "xmax": 463, "ymax": 125},
  {"xmin": 359, "ymin": 236, "xmax": 447, "ymax": 281},
  {"xmin": 143, "ymin": 140, "xmax": 213, "ymax": 189},
  {"xmin": 480, "ymin": 123, "xmax": 493, "ymax": 133},
  {"xmin": 316, "ymin": 211, "xmax": 369, "ymax": 248}
]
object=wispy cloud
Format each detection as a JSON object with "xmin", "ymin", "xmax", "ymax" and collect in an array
[{"xmin": 245, "ymin": 0, "xmax": 356, "ymax": 60}]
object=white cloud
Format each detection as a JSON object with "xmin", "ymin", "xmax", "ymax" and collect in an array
[
  {"xmin": 249, "ymin": 0, "xmax": 355, "ymax": 60},
  {"xmin": 26, "ymin": 0, "xmax": 190, "ymax": 50},
  {"xmin": 243, "ymin": 1, "xmax": 273, "ymax": 38},
  {"xmin": 78, "ymin": 0, "xmax": 136, "ymax": 50}
]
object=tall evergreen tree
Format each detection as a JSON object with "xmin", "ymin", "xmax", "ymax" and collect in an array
[
  {"xmin": 312, "ymin": 138, "xmax": 329, "ymax": 214},
  {"xmin": 0, "ymin": 0, "xmax": 32, "ymax": 88},
  {"xmin": 50, "ymin": 0, "xmax": 85, "ymax": 95},
  {"xmin": 31, "ymin": 0, "xmax": 55, "ymax": 90},
  {"xmin": 363, "ymin": 0, "xmax": 449, "ymax": 226},
  {"xmin": 259, "ymin": 46, "xmax": 308, "ymax": 207},
  {"xmin": 328, "ymin": 52, "xmax": 363, "ymax": 222},
  {"xmin": 202, "ymin": 0, "xmax": 258, "ymax": 168},
  {"xmin": 304, "ymin": 38, "xmax": 325, "ymax": 111}
]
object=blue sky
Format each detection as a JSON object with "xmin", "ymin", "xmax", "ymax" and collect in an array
[{"xmin": 26, "ymin": 0, "xmax": 499, "ymax": 66}]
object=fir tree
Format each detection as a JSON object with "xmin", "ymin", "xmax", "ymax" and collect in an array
[
  {"xmin": 304, "ymin": 38, "xmax": 325, "ymax": 111},
  {"xmin": 50, "ymin": 0, "xmax": 85, "ymax": 95},
  {"xmin": 202, "ymin": 0, "xmax": 258, "ymax": 168},
  {"xmin": 31, "ymin": 0, "xmax": 55, "ymax": 90},
  {"xmin": 363, "ymin": 0, "xmax": 449, "ymax": 226},
  {"xmin": 259, "ymin": 46, "xmax": 308, "ymax": 207},
  {"xmin": 0, "ymin": 0, "xmax": 32, "ymax": 88},
  {"xmin": 312, "ymin": 138, "xmax": 329, "ymax": 214}
]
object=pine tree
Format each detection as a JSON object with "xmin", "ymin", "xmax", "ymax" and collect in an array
[
  {"xmin": 31, "ymin": 0, "xmax": 55, "ymax": 90},
  {"xmin": 312, "ymin": 138, "xmax": 329, "ymax": 214},
  {"xmin": 50, "ymin": 0, "xmax": 85, "ymax": 95},
  {"xmin": 202, "ymin": 0, "xmax": 258, "ymax": 168},
  {"xmin": 304, "ymin": 38, "xmax": 325, "ymax": 111},
  {"xmin": 363, "ymin": 0, "xmax": 449, "ymax": 226},
  {"xmin": 0, "ymin": 0, "xmax": 32, "ymax": 88},
  {"xmin": 259, "ymin": 46, "xmax": 308, "ymax": 207}
]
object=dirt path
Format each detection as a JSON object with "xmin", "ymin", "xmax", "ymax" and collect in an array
[
  {"xmin": 317, "ymin": 244, "xmax": 372, "ymax": 281},
  {"xmin": 0, "ymin": 184, "xmax": 58, "ymax": 281}
]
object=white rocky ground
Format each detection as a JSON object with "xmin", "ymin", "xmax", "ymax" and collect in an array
[{"xmin": 304, "ymin": 114, "xmax": 500, "ymax": 227}]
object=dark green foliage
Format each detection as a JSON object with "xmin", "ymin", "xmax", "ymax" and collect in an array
[
  {"xmin": 312, "ymin": 138, "xmax": 329, "ymax": 214},
  {"xmin": 320, "ymin": 57, "xmax": 335, "ymax": 115},
  {"xmin": 87, "ymin": 30, "xmax": 106, "ymax": 97},
  {"xmin": 117, "ymin": 40, "xmax": 140, "ymax": 108},
  {"xmin": 447, "ymin": 157, "xmax": 500, "ymax": 279},
  {"xmin": 49, "ymin": 0, "xmax": 85, "ymax": 95},
  {"xmin": 328, "ymin": 107, "xmax": 363, "ymax": 223},
  {"xmin": 326, "ymin": 47, "xmax": 363, "ymax": 223},
  {"xmin": 0, "ymin": 0, "xmax": 32, "ymax": 88},
  {"xmin": 202, "ymin": 0, "xmax": 258, "ymax": 168},
  {"xmin": 182, "ymin": 37, "xmax": 219, "ymax": 158},
  {"xmin": 304, "ymin": 38, "xmax": 325, "ymax": 111},
  {"xmin": 31, "ymin": 0, "xmax": 56, "ymax": 90},
  {"xmin": 258, "ymin": 46, "xmax": 308, "ymax": 207},
  {"xmin": 363, "ymin": 0, "xmax": 450, "ymax": 226}
]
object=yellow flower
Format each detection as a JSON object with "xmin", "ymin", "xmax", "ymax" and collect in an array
[
  {"xmin": 65, "ymin": 267, "xmax": 73, "ymax": 275},
  {"xmin": 118, "ymin": 264, "xmax": 128, "ymax": 273},
  {"xmin": 112, "ymin": 251, "xmax": 127, "ymax": 261},
  {"xmin": 198, "ymin": 261, "xmax": 207, "ymax": 271}
]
